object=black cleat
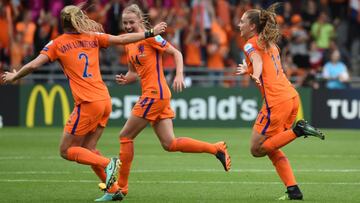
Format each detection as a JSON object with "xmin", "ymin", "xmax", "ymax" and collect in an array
[
  {"xmin": 293, "ymin": 120, "xmax": 325, "ymax": 140},
  {"xmin": 287, "ymin": 185, "xmax": 303, "ymax": 200},
  {"xmin": 278, "ymin": 185, "xmax": 304, "ymax": 201}
]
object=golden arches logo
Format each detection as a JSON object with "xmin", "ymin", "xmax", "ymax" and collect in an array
[
  {"xmin": 296, "ymin": 98, "xmax": 304, "ymax": 121},
  {"xmin": 26, "ymin": 85, "xmax": 70, "ymax": 127}
]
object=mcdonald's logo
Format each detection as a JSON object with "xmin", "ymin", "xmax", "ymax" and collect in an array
[
  {"xmin": 26, "ymin": 85, "xmax": 70, "ymax": 127},
  {"xmin": 296, "ymin": 98, "xmax": 304, "ymax": 122}
]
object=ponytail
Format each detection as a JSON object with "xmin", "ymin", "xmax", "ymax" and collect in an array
[
  {"xmin": 245, "ymin": 3, "xmax": 281, "ymax": 48},
  {"xmin": 61, "ymin": 5, "xmax": 104, "ymax": 33},
  {"xmin": 258, "ymin": 3, "xmax": 281, "ymax": 48}
]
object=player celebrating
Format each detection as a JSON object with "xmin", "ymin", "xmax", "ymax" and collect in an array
[
  {"xmin": 95, "ymin": 4, "xmax": 231, "ymax": 201},
  {"xmin": 2, "ymin": 4, "xmax": 166, "ymax": 201},
  {"xmin": 235, "ymin": 3, "xmax": 325, "ymax": 200}
]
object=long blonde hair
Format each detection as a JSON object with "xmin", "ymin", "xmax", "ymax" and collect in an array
[
  {"xmin": 60, "ymin": 5, "xmax": 104, "ymax": 33},
  {"xmin": 245, "ymin": 3, "xmax": 281, "ymax": 48},
  {"xmin": 123, "ymin": 4, "xmax": 151, "ymax": 30}
]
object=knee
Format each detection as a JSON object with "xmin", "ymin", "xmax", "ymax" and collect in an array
[
  {"xmin": 161, "ymin": 139, "xmax": 176, "ymax": 152},
  {"xmin": 161, "ymin": 141, "xmax": 173, "ymax": 152},
  {"xmin": 250, "ymin": 147, "xmax": 266, "ymax": 157},
  {"xmin": 59, "ymin": 147, "xmax": 68, "ymax": 160}
]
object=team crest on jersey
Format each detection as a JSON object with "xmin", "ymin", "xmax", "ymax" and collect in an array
[
  {"xmin": 244, "ymin": 43, "xmax": 255, "ymax": 55},
  {"xmin": 138, "ymin": 44, "xmax": 145, "ymax": 57}
]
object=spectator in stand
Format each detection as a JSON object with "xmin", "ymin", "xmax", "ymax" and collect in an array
[
  {"xmin": 184, "ymin": 26, "xmax": 204, "ymax": 68},
  {"xmin": 349, "ymin": 0, "xmax": 360, "ymax": 76},
  {"xmin": 301, "ymin": 0, "xmax": 318, "ymax": 31},
  {"xmin": 311, "ymin": 11, "xmax": 334, "ymax": 51},
  {"xmin": 16, "ymin": 10, "xmax": 36, "ymax": 62},
  {"xmin": 0, "ymin": 0, "xmax": 13, "ymax": 70},
  {"xmin": 289, "ymin": 14, "xmax": 310, "ymax": 87},
  {"xmin": 309, "ymin": 41, "xmax": 323, "ymax": 71},
  {"xmin": 322, "ymin": 49, "xmax": 350, "ymax": 89},
  {"xmin": 9, "ymin": 31, "xmax": 24, "ymax": 72},
  {"xmin": 207, "ymin": 32, "xmax": 225, "ymax": 86},
  {"xmin": 34, "ymin": 10, "xmax": 58, "ymax": 55}
]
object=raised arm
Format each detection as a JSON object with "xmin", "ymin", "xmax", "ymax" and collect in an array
[
  {"xmin": 108, "ymin": 22, "xmax": 167, "ymax": 45},
  {"xmin": 164, "ymin": 44, "xmax": 185, "ymax": 92},
  {"xmin": 2, "ymin": 54, "xmax": 49, "ymax": 84}
]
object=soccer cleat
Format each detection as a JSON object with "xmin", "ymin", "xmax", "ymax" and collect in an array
[
  {"xmin": 94, "ymin": 191, "xmax": 124, "ymax": 202},
  {"xmin": 105, "ymin": 158, "xmax": 120, "ymax": 190},
  {"xmin": 293, "ymin": 120, "xmax": 325, "ymax": 140},
  {"xmin": 287, "ymin": 185, "xmax": 303, "ymax": 200},
  {"xmin": 214, "ymin": 142, "xmax": 231, "ymax": 171},
  {"xmin": 278, "ymin": 185, "xmax": 303, "ymax": 201}
]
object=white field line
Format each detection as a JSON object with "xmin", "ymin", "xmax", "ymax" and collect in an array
[
  {"xmin": 0, "ymin": 154, "xmax": 360, "ymax": 160},
  {"xmin": 0, "ymin": 179, "xmax": 359, "ymax": 185},
  {"xmin": 0, "ymin": 169, "xmax": 360, "ymax": 175}
]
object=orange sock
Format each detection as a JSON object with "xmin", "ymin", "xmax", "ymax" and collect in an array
[
  {"xmin": 91, "ymin": 149, "xmax": 106, "ymax": 182},
  {"xmin": 117, "ymin": 137, "xmax": 134, "ymax": 195},
  {"xmin": 262, "ymin": 130, "xmax": 297, "ymax": 153},
  {"xmin": 168, "ymin": 137, "xmax": 217, "ymax": 154},
  {"xmin": 67, "ymin": 147, "xmax": 109, "ymax": 168},
  {"xmin": 108, "ymin": 181, "xmax": 120, "ymax": 193},
  {"xmin": 268, "ymin": 149, "xmax": 297, "ymax": 187}
]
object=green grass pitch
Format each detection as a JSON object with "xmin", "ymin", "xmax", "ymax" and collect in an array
[{"xmin": 0, "ymin": 127, "xmax": 359, "ymax": 202}]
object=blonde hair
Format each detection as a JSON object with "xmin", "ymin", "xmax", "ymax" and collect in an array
[
  {"xmin": 60, "ymin": 5, "xmax": 104, "ymax": 33},
  {"xmin": 123, "ymin": 4, "xmax": 151, "ymax": 30},
  {"xmin": 245, "ymin": 3, "xmax": 281, "ymax": 48}
]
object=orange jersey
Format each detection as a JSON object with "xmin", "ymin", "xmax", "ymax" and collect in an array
[
  {"xmin": 40, "ymin": 33, "xmax": 111, "ymax": 105},
  {"xmin": 125, "ymin": 35, "xmax": 171, "ymax": 99},
  {"xmin": 243, "ymin": 35, "xmax": 298, "ymax": 107}
]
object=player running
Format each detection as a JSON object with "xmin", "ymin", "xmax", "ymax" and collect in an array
[
  {"xmin": 235, "ymin": 3, "xmax": 325, "ymax": 200},
  {"xmin": 2, "ymin": 4, "xmax": 166, "ymax": 201},
  {"xmin": 95, "ymin": 4, "xmax": 231, "ymax": 201}
]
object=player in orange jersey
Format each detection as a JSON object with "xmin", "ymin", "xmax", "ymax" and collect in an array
[
  {"xmin": 2, "ymin": 4, "xmax": 166, "ymax": 201},
  {"xmin": 235, "ymin": 3, "xmax": 325, "ymax": 200},
  {"xmin": 94, "ymin": 4, "xmax": 231, "ymax": 200}
]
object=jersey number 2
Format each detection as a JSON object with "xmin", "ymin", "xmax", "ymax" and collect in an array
[{"xmin": 79, "ymin": 53, "xmax": 92, "ymax": 78}]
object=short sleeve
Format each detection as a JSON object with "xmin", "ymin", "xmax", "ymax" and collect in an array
[
  {"xmin": 243, "ymin": 42, "xmax": 257, "ymax": 58},
  {"xmin": 40, "ymin": 40, "xmax": 58, "ymax": 62},
  {"xmin": 95, "ymin": 33, "xmax": 110, "ymax": 48},
  {"xmin": 145, "ymin": 35, "xmax": 169, "ymax": 52}
]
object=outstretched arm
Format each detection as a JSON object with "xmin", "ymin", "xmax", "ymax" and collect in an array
[
  {"xmin": 164, "ymin": 44, "xmax": 185, "ymax": 92},
  {"xmin": 2, "ymin": 54, "xmax": 49, "ymax": 84},
  {"xmin": 108, "ymin": 22, "xmax": 167, "ymax": 45}
]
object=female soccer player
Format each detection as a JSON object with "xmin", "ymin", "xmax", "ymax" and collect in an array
[
  {"xmin": 235, "ymin": 3, "xmax": 325, "ymax": 200},
  {"xmin": 2, "ymin": 4, "xmax": 166, "ymax": 201},
  {"xmin": 97, "ymin": 4, "xmax": 231, "ymax": 200}
]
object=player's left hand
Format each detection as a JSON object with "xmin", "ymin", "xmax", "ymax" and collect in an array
[
  {"xmin": 172, "ymin": 74, "xmax": 185, "ymax": 93},
  {"xmin": 2, "ymin": 69, "xmax": 17, "ymax": 84}
]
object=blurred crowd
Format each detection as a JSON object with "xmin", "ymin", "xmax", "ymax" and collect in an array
[{"xmin": 0, "ymin": 0, "xmax": 360, "ymax": 89}]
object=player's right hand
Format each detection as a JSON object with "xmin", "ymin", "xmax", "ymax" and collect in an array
[
  {"xmin": 115, "ymin": 74, "xmax": 127, "ymax": 85},
  {"xmin": 234, "ymin": 59, "xmax": 248, "ymax": 75},
  {"xmin": 153, "ymin": 22, "xmax": 167, "ymax": 35}
]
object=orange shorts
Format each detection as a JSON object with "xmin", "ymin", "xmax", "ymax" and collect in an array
[
  {"xmin": 132, "ymin": 97, "xmax": 175, "ymax": 125},
  {"xmin": 254, "ymin": 95, "xmax": 299, "ymax": 137},
  {"xmin": 64, "ymin": 99, "xmax": 112, "ymax": 136}
]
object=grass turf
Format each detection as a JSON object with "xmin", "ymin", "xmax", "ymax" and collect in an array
[{"xmin": 0, "ymin": 127, "xmax": 359, "ymax": 202}]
